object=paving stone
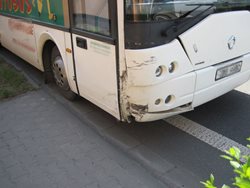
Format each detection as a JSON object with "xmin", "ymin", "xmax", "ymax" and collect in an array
[
  {"xmin": 0, "ymin": 131, "xmax": 16, "ymax": 141},
  {"xmin": 5, "ymin": 137, "xmax": 24, "ymax": 149},
  {"xmin": 76, "ymin": 140, "xmax": 98, "ymax": 153},
  {"xmin": 0, "ymin": 164, "xmax": 6, "ymax": 177},
  {"xmin": 60, "ymin": 142, "xmax": 84, "ymax": 160},
  {"xmin": 100, "ymin": 176, "xmax": 123, "ymax": 188},
  {"xmin": 44, "ymin": 163, "xmax": 75, "ymax": 186},
  {"xmin": 103, "ymin": 125, "xmax": 141, "ymax": 150},
  {"xmin": 162, "ymin": 166, "xmax": 201, "ymax": 188},
  {"xmin": 60, "ymin": 162, "xmax": 96, "ymax": 186},
  {"xmin": 84, "ymin": 181, "xmax": 100, "ymax": 188},
  {"xmin": 97, "ymin": 157, "xmax": 121, "ymax": 172},
  {"xmin": 0, "ymin": 90, "xmax": 166, "ymax": 188},
  {"xmin": 16, "ymin": 130, "xmax": 33, "ymax": 139},
  {"xmin": 0, "ymin": 175, "xmax": 16, "ymax": 188},
  {"xmin": 14, "ymin": 175, "xmax": 58, "ymax": 188},
  {"xmin": 85, "ymin": 148, "xmax": 106, "ymax": 162},
  {"xmin": 0, "ymin": 154, "xmax": 19, "ymax": 169},
  {"xmin": 0, "ymin": 146, "xmax": 11, "ymax": 158},
  {"xmin": 0, "ymin": 140, "xmax": 8, "ymax": 149},
  {"xmin": 5, "ymin": 163, "xmax": 29, "ymax": 180}
]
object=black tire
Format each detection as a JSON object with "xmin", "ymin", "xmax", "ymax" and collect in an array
[{"xmin": 51, "ymin": 46, "xmax": 76, "ymax": 100}]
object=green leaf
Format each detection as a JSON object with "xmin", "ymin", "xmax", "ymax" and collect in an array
[
  {"xmin": 222, "ymin": 185, "xmax": 230, "ymax": 188},
  {"xmin": 221, "ymin": 155, "xmax": 233, "ymax": 161},
  {"xmin": 234, "ymin": 177, "xmax": 250, "ymax": 188},
  {"xmin": 230, "ymin": 161, "xmax": 241, "ymax": 169},
  {"xmin": 246, "ymin": 167, "xmax": 250, "ymax": 178},
  {"xmin": 201, "ymin": 181, "xmax": 217, "ymax": 188},
  {"xmin": 234, "ymin": 168, "xmax": 244, "ymax": 176},
  {"xmin": 200, "ymin": 181, "xmax": 206, "ymax": 185},
  {"xmin": 233, "ymin": 147, "xmax": 241, "ymax": 161},
  {"xmin": 247, "ymin": 138, "xmax": 250, "ymax": 141},
  {"xmin": 210, "ymin": 174, "xmax": 215, "ymax": 184},
  {"xmin": 201, "ymin": 175, "xmax": 217, "ymax": 188},
  {"xmin": 234, "ymin": 169, "xmax": 243, "ymax": 176},
  {"xmin": 229, "ymin": 147, "xmax": 236, "ymax": 157},
  {"xmin": 246, "ymin": 157, "xmax": 250, "ymax": 167}
]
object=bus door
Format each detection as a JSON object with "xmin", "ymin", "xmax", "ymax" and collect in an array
[{"xmin": 70, "ymin": 0, "xmax": 120, "ymax": 119}]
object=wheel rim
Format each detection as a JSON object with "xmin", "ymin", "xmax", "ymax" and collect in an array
[{"xmin": 52, "ymin": 56, "xmax": 69, "ymax": 90}]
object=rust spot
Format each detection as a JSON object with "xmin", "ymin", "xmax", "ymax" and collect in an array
[
  {"xmin": 66, "ymin": 48, "xmax": 72, "ymax": 53},
  {"xmin": 8, "ymin": 19, "xmax": 33, "ymax": 35},
  {"xmin": 12, "ymin": 38, "xmax": 35, "ymax": 52}
]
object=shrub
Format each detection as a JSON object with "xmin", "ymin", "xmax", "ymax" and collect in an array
[{"xmin": 201, "ymin": 138, "xmax": 250, "ymax": 188}]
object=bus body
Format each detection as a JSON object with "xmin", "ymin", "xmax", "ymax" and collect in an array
[{"xmin": 0, "ymin": 0, "xmax": 250, "ymax": 122}]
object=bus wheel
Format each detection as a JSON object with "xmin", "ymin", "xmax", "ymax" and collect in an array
[{"xmin": 51, "ymin": 46, "xmax": 76, "ymax": 100}]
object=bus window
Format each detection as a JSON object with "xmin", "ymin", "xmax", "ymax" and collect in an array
[{"xmin": 72, "ymin": 0, "xmax": 111, "ymax": 36}]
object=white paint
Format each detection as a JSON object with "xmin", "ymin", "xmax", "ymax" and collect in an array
[
  {"xmin": 125, "ymin": 39, "xmax": 194, "ymax": 87},
  {"xmin": 125, "ymin": 40, "xmax": 196, "ymax": 116},
  {"xmin": 164, "ymin": 115, "xmax": 250, "ymax": 162},
  {"xmin": 179, "ymin": 11, "xmax": 250, "ymax": 70},
  {"xmin": 193, "ymin": 54, "xmax": 250, "ymax": 107},
  {"xmin": 125, "ymin": 11, "xmax": 250, "ymax": 122},
  {"xmin": 127, "ymin": 72, "xmax": 196, "ymax": 112},
  {"xmin": 73, "ymin": 35, "xmax": 120, "ymax": 119}
]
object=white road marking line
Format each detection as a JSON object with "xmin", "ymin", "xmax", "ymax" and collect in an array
[{"xmin": 164, "ymin": 115, "xmax": 250, "ymax": 162}]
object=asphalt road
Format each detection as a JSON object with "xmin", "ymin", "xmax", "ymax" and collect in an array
[{"xmin": 1, "ymin": 47, "xmax": 250, "ymax": 188}]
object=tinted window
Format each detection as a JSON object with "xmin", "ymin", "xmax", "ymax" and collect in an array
[{"xmin": 72, "ymin": 0, "xmax": 111, "ymax": 36}]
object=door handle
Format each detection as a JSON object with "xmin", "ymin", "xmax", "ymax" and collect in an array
[{"xmin": 76, "ymin": 37, "xmax": 87, "ymax": 49}]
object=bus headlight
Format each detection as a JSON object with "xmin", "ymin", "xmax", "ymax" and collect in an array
[
  {"xmin": 155, "ymin": 98, "xmax": 162, "ymax": 105},
  {"xmin": 165, "ymin": 95, "xmax": 175, "ymax": 104},
  {"xmin": 155, "ymin": 66, "xmax": 164, "ymax": 77},
  {"xmin": 168, "ymin": 62, "xmax": 177, "ymax": 73}
]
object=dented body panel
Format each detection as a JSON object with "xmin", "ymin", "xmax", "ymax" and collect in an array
[{"xmin": 121, "ymin": 11, "xmax": 250, "ymax": 122}]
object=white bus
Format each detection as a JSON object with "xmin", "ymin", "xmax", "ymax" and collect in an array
[{"xmin": 0, "ymin": 0, "xmax": 250, "ymax": 122}]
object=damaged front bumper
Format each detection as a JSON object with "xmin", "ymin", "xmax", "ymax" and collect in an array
[{"xmin": 130, "ymin": 103, "xmax": 193, "ymax": 122}]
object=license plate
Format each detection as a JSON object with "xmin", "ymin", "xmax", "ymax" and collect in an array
[{"xmin": 215, "ymin": 61, "xmax": 242, "ymax": 81}]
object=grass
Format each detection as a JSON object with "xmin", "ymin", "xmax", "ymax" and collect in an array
[{"xmin": 0, "ymin": 59, "xmax": 34, "ymax": 100}]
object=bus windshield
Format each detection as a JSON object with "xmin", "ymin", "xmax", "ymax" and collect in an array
[{"xmin": 125, "ymin": 0, "xmax": 250, "ymax": 22}]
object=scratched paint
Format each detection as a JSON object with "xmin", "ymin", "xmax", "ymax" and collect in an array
[{"xmin": 0, "ymin": 0, "xmax": 64, "ymax": 26}]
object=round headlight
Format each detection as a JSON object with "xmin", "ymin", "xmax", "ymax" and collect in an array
[
  {"xmin": 155, "ymin": 66, "xmax": 163, "ymax": 77},
  {"xmin": 165, "ymin": 95, "xmax": 174, "ymax": 104},
  {"xmin": 168, "ymin": 62, "xmax": 175, "ymax": 73},
  {"xmin": 155, "ymin": 98, "xmax": 162, "ymax": 105}
]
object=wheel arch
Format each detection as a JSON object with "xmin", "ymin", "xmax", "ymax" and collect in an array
[
  {"xmin": 37, "ymin": 32, "xmax": 64, "ymax": 83},
  {"xmin": 36, "ymin": 30, "xmax": 78, "ymax": 96}
]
